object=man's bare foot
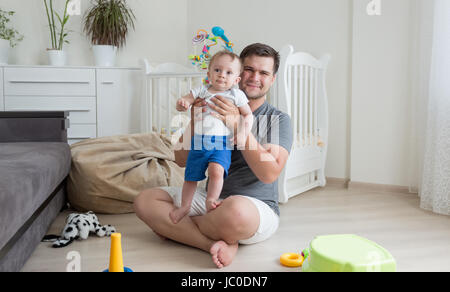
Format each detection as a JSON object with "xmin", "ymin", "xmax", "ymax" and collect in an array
[
  {"xmin": 210, "ymin": 241, "xmax": 238, "ymax": 269},
  {"xmin": 169, "ymin": 206, "xmax": 190, "ymax": 224}
]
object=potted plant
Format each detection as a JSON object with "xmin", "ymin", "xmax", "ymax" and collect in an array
[
  {"xmin": 43, "ymin": 0, "xmax": 71, "ymax": 66},
  {"xmin": 0, "ymin": 9, "xmax": 24, "ymax": 65},
  {"xmin": 83, "ymin": 0, "xmax": 136, "ymax": 67}
]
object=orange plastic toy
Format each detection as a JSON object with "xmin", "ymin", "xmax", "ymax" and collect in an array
[{"xmin": 103, "ymin": 233, "xmax": 133, "ymax": 272}]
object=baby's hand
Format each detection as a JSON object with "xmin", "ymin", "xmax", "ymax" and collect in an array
[
  {"xmin": 176, "ymin": 98, "xmax": 190, "ymax": 112},
  {"xmin": 206, "ymin": 199, "xmax": 222, "ymax": 213}
]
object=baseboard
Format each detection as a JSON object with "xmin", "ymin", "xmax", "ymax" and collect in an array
[
  {"xmin": 325, "ymin": 177, "xmax": 349, "ymax": 188},
  {"xmin": 347, "ymin": 181, "xmax": 411, "ymax": 194},
  {"xmin": 324, "ymin": 177, "xmax": 412, "ymax": 194}
]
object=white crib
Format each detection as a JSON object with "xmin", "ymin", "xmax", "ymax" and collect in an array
[
  {"xmin": 271, "ymin": 45, "xmax": 330, "ymax": 203},
  {"xmin": 140, "ymin": 45, "xmax": 330, "ymax": 203}
]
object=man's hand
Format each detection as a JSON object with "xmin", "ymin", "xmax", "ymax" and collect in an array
[{"xmin": 208, "ymin": 95, "xmax": 241, "ymax": 135}]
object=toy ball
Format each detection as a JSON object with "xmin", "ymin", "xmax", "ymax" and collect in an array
[{"xmin": 212, "ymin": 26, "xmax": 225, "ymax": 37}]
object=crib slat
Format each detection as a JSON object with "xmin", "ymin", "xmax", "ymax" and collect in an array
[
  {"xmin": 304, "ymin": 66, "xmax": 309, "ymax": 146},
  {"xmin": 158, "ymin": 78, "xmax": 162, "ymax": 132},
  {"xmin": 287, "ymin": 65, "xmax": 292, "ymax": 116},
  {"xmin": 167, "ymin": 78, "xmax": 171, "ymax": 136},
  {"xmin": 298, "ymin": 65, "xmax": 303, "ymax": 147},
  {"xmin": 147, "ymin": 78, "xmax": 152, "ymax": 132},
  {"xmin": 314, "ymin": 68, "xmax": 319, "ymax": 147},
  {"xmin": 309, "ymin": 67, "xmax": 313, "ymax": 146},
  {"xmin": 149, "ymin": 78, "xmax": 154, "ymax": 132},
  {"xmin": 293, "ymin": 65, "xmax": 298, "ymax": 145},
  {"xmin": 143, "ymin": 77, "xmax": 148, "ymax": 132},
  {"xmin": 176, "ymin": 78, "xmax": 181, "ymax": 133}
]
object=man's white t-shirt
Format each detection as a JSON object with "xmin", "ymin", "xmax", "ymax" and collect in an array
[{"xmin": 191, "ymin": 85, "xmax": 248, "ymax": 136}]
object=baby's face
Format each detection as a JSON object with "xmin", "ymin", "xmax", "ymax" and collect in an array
[{"xmin": 207, "ymin": 55, "xmax": 241, "ymax": 92}]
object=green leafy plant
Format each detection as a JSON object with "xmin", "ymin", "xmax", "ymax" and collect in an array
[
  {"xmin": 83, "ymin": 0, "xmax": 136, "ymax": 48},
  {"xmin": 0, "ymin": 9, "xmax": 24, "ymax": 47},
  {"xmin": 43, "ymin": 0, "xmax": 71, "ymax": 50}
]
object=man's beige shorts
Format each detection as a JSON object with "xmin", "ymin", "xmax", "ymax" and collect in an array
[{"xmin": 158, "ymin": 186, "xmax": 280, "ymax": 245}]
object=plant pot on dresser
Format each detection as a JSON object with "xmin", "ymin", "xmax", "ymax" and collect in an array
[
  {"xmin": 0, "ymin": 65, "xmax": 142, "ymax": 144},
  {"xmin": 47, "ymin": 50, "xmax": 67, "ymax": 66},
  {"xmin": 92, "ymin": 45, "xmax": 117, "ymax": 67}
]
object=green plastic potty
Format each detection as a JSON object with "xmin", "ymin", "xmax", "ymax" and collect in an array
[{"xmin": 301, "ymin": 234, "xmax": 396, "ymax": 272}]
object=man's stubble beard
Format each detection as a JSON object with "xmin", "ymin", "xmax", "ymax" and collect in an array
[{"xmin": 242, "ymin": 88, "xmax": 270, "ymax": 101}]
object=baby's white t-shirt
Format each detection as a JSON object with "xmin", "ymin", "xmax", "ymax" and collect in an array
[{"xmin": 191, "ymin": 85, "xmax": 248, "ymax": 136}]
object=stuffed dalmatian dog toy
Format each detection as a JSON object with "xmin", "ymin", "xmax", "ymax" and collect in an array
[{"xmin": 43, "ymin": 211, "xmax": 116, "ymax": 248}]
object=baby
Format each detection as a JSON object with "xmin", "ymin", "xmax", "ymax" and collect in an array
[{"xmin": 169, "ymin": 50, "xmax": 253, "ymax": 224}]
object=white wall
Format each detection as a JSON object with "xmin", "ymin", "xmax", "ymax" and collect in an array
[
  {"xmin": 350, "ymin": 0, "xmax": 414, "ymax": 186},
  {"xmin": 187, "ymin": 0, "xmax": 353, "ymax": 180},
  {"xmin": 1, "ymin": 0, "xmax": 419, "ymax": 187},
  {"xmin": 187, "ymin": 0, "xmax": 417, "ymax": 187},
  {"xmin": 1, "ymin": 0, "xmax": 188, "ymax": 67}
]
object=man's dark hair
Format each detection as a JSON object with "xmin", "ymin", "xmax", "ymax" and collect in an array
[{"xmin": 239, "ymin": 43, "xmax": 280, "ymax": 75}]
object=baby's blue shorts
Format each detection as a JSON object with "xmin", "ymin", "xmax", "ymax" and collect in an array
[{"xmin": 185, "ymin": 135, "xmax": 233, "ymax": 182}]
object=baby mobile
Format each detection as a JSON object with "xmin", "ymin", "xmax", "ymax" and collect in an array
[{"xmin": 189, "ymin": 26, "xmax": 234, "ymax": 83}]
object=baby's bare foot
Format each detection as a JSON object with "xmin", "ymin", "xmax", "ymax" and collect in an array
[{"xmin": 169, "ymin": 206, "xmax": 190, "ymax": 224}]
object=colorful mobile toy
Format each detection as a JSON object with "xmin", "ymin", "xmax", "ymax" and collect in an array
[{"xmin": 189, "ymin": 26, "xmax": 234, "ymax": 72}]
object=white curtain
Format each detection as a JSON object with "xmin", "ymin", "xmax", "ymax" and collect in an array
[{"xmin": 410, "ymin": 0, "xmax": 450, "ymax": 216}]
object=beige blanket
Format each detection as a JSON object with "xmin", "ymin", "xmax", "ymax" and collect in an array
[{"xmin": 67, "ymin": 133, "xmax": 185, "ymax": 214}]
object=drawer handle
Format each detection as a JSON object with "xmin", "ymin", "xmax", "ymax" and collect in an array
[
  {"xmin": 69, "ymin": 136, "xmax": 93, "ymax": 139},
  {"xmin": 101, "ymin": 81, "xmax": 115, "ymax": 85},
  {"xmin": 8, "ymin": 108, "xmax": 90, "ymax": 112},
  {"xmin": 69, "ymin": 109, "xmax": 90, "ymax": 112},
  {"xmin": 9, "ymin": 80, "xmax": 91, "ymax": 84}
]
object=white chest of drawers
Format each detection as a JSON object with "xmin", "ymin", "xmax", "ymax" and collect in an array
[
  {"xmin": 0, "ymin": 68, "xmax": 4, "ymax": 111},
  {"xmin": 0, "ymin": 65, "xmax": 141, "ymax": 144}
]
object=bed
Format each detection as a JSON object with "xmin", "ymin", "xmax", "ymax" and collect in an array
[{"xmin": 140, "ymin": 45, "xmax": 331, "ymax": 203}]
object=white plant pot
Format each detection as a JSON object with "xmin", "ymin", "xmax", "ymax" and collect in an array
[
  {"xmin": 48, "ymin": 50, "xmax": 67, "ymax": 66},
  {"xmin": 93, "ymin": 45, "xmax": 117, "ymax": 67},
  {"xmin": 0, "ymin": 39, "xmax": 10, "ymax": 65}
]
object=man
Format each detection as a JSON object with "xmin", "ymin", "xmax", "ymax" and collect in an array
[{"xmin": 134, "ymin": 43, "xmax": 293, "ymax": 269}]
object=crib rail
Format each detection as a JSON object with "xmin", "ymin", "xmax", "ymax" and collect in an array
[
  {"xmin": 141, "ymin": 64, "xmax": 206, "ymax": 137},
  {"xmin": 277, "ymin": 50, "xmax": 330, "ymax": 150}
]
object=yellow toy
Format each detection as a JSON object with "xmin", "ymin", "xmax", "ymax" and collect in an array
[
  {"xmin": 280, "ymin": 253, "xmax": 304, "ymax": 267},
  {"xmin": 280, "ymin": 249, "xmax": 308, "ymax": 268},
  {"xmin": 103, "ymin": 233, "xmax": 133, "ymax": 272}
]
